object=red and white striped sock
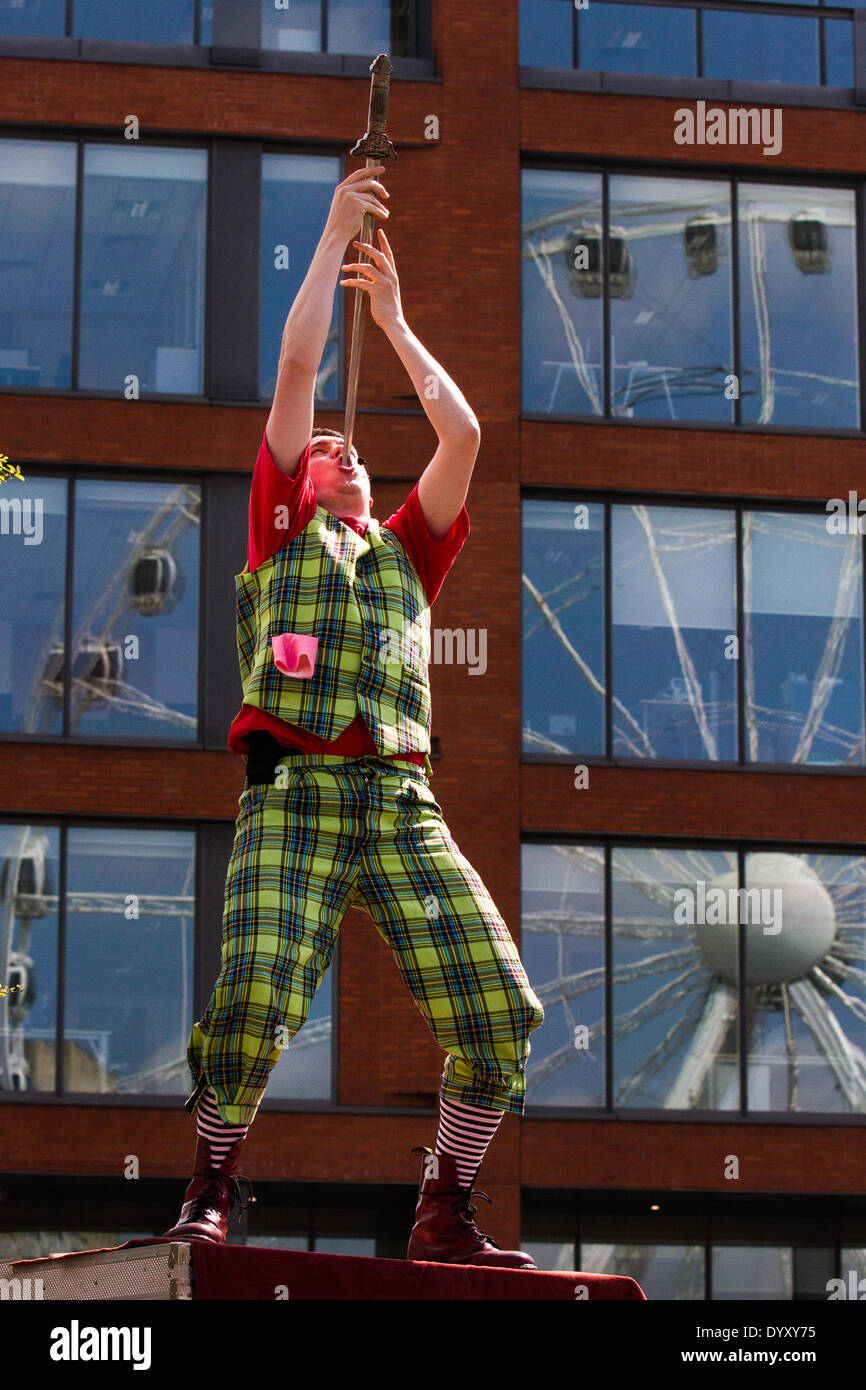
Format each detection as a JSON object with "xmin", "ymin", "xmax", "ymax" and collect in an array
[
  {"xmin": 196, "ymin": 1085, "xmax": 248, "ymax": 1169},
  {"xmin": 434, "ymin": 1093, "xmax": 505, "ymax": 1188}
]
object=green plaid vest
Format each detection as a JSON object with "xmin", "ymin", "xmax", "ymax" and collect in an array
[{"xmin": 236, "ymin": 504, "xmax": 433, "ymax": 766}]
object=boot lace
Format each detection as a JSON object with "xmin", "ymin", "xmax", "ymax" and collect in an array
[
  {"xmin": 411, "ymin": 1145, "xmax": 500, "ymax": 1248},
  {"xmin": 190, "ymin": 1171, "xmax": 257, "ymax": 1220},
  {"xmin": 451, "ymin": 1186, "xmax": 499, "ymax": 1248}
]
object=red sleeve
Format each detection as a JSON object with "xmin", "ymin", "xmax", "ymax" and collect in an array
[
  {"xmin": 382, "ymin": 483, "xmax": 470, "ymax": 606},
  {"xmin": 247, "ymin": 427, "xmax": 317, "ymax": 572}
]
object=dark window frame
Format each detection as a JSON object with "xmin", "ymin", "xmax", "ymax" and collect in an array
[
  {"xmin": 0, "ymin": 809, "xmax": 340, "ymax": 1114},
  {"xmin": 520, "ymin": 0, "xmax": 863, "ymax": 96},
  {"xmin": 0, "ymin": 128, "xmax": 212, "ymax": 404},
  {"xmin": 0, "ymin": 461, "xmax": 208, "ymax": 748},
  {"xmin": 0, "ymin": 0, "xmax": 436, "ymax": 69},
  {"xmin": 0, "ymin": 129, "xmax": 355, "ymax": 413},
  {"xmin": 521, "ymin": 156, "xmax": 866, "ymax": 436},
  {"xmin": 521, "ymin": 1185, "xmax": 865, "ymax": 1295},
  {"xmin": 522, "ymin": 487, "xmax": 866, "ymax": 773},
  {"xmin": 522, "ymin": 827, "xmax": 866, "ymax": 1125}
]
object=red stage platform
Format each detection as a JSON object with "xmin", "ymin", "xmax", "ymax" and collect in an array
[{"xmin": 9, "ymin": 1237, "xmax": 646, "ymax": 1300}]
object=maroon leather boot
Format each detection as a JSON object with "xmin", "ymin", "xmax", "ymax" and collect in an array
[
  {"xmin": 406, "ymin": 1146, "xmax": 537, "ymax": 1270},
  {"xmin": 162, "ymin": 1117, "xmax": 256, "ymax": 1245}
]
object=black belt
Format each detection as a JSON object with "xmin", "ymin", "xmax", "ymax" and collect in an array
[
  {"xmin": 244, "ymin": 731, "xmax": 304, "ymax": 785},
  {"xmin": 244, "ymin": 729, "xmax": 425, "ymax": 785}
]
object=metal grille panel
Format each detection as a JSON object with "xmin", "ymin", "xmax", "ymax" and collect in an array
[{"xmin": 8, "ymin": 1243, "xmax": 193, "ymax": 1301}]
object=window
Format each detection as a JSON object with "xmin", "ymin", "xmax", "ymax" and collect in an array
[
  {"xmin": 0, "ymin": 0, "xmax": 210, "ymax": 43},
  {"xmin": 711, "ymin": 1245, "xmax": 833, "ymax": 1299},
  {"xmin": 0, "ymin": 1230, "xmax": 154, "ymax": 1261},
  {"xmin": 737, "ymin": 183, "xmax": 858, "ymax": 428},
  {"xmin": 580, "ymin": 4, "xmax": 698, "ymax": 78},
  {"xmin": 0, "ymin": 474, "xmax": 201, "ymax": 740},
  {"xmin": 519, "ymin": 0, "xmax": 855, "ymax": 90},
  {"xmin": 260, "ymin": 153, "xmax": 341, "ymax": 403},
  {"xmin": 522, "ymin": 840, "xmax": 866, "ymax": 1116},
  {"xmin": 0, "ymin": 820, "xmax": 335, "ymax": 1104},
  {"xmin": 522, "ymin": 167, "xmax": 859, "ymax": 428},
  {"xmin": 0, "ymin": 1, "xmax": 426, "ymax": 55},
  {"xmin": 743, "ymin": 512, "xmax": 863, "ymax": 763},
  {"xmin": 0, "ymin": 138, "xmax": 208, "ymax": 398},
  {"xmin": 612, "ymin": 506, "xmax": 737, "ymax": 761},
  {"xmin": 523, "ymin": 499, "xmax": 606, "ymax": 757},
  {"xmin": 73, "ymin": 1, "xmax": 198, "ymax": 44},
  {"xmin": 0, "ymin": 822, "xmax": 194, "ymax": 1100},
  {"xmin": 0, "ymin": 140, "xmax": 76, "ymax": 391},
  {"xmin": 260, "ymin": 0, "xmax": 411, "ymax": 56},
  {"xmin": 80, "ymin": 145, "xmax": 207, "ymax": 396},
  {"xmin": 522, "ymin": 1236, "xmax": 842, "ymax": 1299},
  {"xmin": 523, "ymin": 497, "xmax": 864, "ymax": 765}
]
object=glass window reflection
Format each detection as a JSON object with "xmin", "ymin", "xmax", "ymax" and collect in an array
[
  {"xmin": 522, "ymin": 167, "xmax": 604, "ymax": 416},
  {"xmin": 738, "ymin": 183, "xmax": 858, "ymax": 427},
  {"xmin": 840, "ymin": 1246, "xmax": 866, "ymax": 1294},
  {"xmin": 522, "ymin": 1240, "xmax": 577, "ymax": 1271},
  {"xmin": 64, "ymin": 827, "xmax": 195, "ymax": 1098},
  {"xmin": 246, "ymin": 1233, "xmax": 309, "ymax": 1249},
  {"xmin": 612, "ymin": 505, "xmax": 737, "ymax": 761},
  {"xmin": 0, "ymin": 0, "xmax": 65, "ymax": 35},
  {"xmin": 312, "ymin": 1236, "xmax": 376, "ymax": 1255},
  {"xmin": 0, "ymin": 140, "xmax": 76, "ymax": 389},
  {"xmin": 261, "ymin": 0, "xmax": 321, "ymax": 52},
  {"xmin": 69, "ymin": 479, "xmax": 200, "ymax": 740},
  {"xmin": 825, "ymin": 18, "xmax": 855, "ymax": 87},
  {"xmin": 79, "ymin": 145, "xmax": 207, "ymax": 396},
  {"xmin": 608, "ymin": 174, "xmax": 733, "ymax": 423},
  {"xmin": 703, "ymin": 11, "xmax": 819, "ymax": 85},
  {"xmin": 581, "ymin": 1243, "xmax": 705, "ymax": 1299},
  {"xmin": 612, "ymin": 845, "xmax": 740, "ymax": 1110},
  {"xmin": 520, "ymin": 0, "xmax": 573, "ymax": 67},
  {"xmin": 523, "ymin": 171, "xmax": 861, "ymax": 425},
  {"xmin": 261, "ymin": 154, "xmax": 341, "ymax": 403},
  {"xmin": 0, "ymin": 0, "xmax": 207, "ymax": 41},
  {"xmin": 260, "ymin": 0, "xmax": 405, "ymax": 55},
  {"xmin": 579, "ymin": 4, "xmax": 696, "ymax": 77},
  {"xmin": 744, "ymin": 851, "xmax": 866, "ymax": 1113},
  {"xmin": 0, "ymin": 824, "xmax": 60, "ymax": 1096},
  {"xmin": 0, "ymin": 476, "xmax": 67, "ymax": 735},
  {"xmin": 743, "ymin": 512, "xmax": 863, "ymax": 764},
  {"xmin": 522, "ymin": 499, "xmax": 605, "ymax": 757},
  {"xmin": 522, "ymin": 842, "xmax": 605, "ymax": 1107},
  {"xmin": 73, "ymin": 1, "xmax": 196, "ymax": 43},
  {"xmin": 327, "ymin": 0, "xmax": 393, "ymax": 54},
  {"xmin": 712, "ymin": 1246, "xmax": 792, "ymax": 1299},
  {"xmin": 0, "ymin": 1231, "xmax": 154, "ymax": 1261}
]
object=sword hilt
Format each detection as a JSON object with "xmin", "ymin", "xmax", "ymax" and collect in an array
[
  {"xmin": 349, "ymin": 53, "xmax": 399, "ymax": 161},
  {"xmin": 349, "ymin": 130, "xmax": 397, "ymax": 161}
]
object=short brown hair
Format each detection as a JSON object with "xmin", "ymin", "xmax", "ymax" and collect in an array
[{"xmin": 309, "ymin": 424, "xmax": 370, "ymax": 478}]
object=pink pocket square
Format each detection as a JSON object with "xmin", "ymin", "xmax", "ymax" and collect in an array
[{"xmin": 271, "ymin": 632, "xmax": 318, "ymax": 678}]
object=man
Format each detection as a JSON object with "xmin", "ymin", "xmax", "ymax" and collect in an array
[{"xmin": 164, "ymin": 166, "xmax": 544, "ymax": 1268}]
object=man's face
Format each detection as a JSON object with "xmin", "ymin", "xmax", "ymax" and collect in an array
[{"xmin": 308, "ymin": 435, "xmax": 371, "ymax": 518}]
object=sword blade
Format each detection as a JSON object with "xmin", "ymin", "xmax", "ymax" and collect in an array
[
  {"xmin": 342, "ymin": 170, "xmax": 378, "ymax": 460},
  {"xmin": 343, "ymin": 54, "xmax": 397, "ymax": 461}
]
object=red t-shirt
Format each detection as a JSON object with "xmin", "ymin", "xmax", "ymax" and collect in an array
[{"xmin": 228, "ymin": 426, "xmax": 470, "ymax": 762}]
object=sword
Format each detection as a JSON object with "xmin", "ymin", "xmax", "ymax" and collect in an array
[{"xmin": 342, "ymin": 53, "xmax": 398, "ymax": 462}]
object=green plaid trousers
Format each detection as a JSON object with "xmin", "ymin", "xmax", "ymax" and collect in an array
[{"xmin": 184, "ymin": 753, "xmax": 544, "ymax": 1126}]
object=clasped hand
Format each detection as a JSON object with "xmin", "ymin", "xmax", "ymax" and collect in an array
[{"xmin": 340, "ymin": 227, "xmax": 404, "ymax": 332}]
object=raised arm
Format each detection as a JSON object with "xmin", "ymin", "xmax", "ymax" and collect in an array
[
  {"xmin": 339, "ymin": 227, "xmax": 481, "ymax": 540},
  {"xmin": 265, "ymin": 165, "xmax": 391, "ymax": 477}
]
